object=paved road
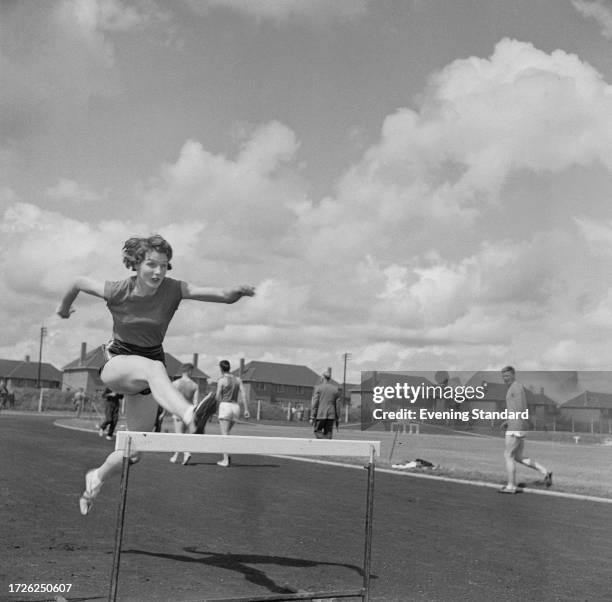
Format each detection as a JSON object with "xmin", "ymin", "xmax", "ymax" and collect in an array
[{"xmin": 1, "ymin": 415, "xmax": 611, "ymax": 601}]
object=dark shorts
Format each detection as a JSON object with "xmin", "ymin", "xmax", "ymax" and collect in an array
[{"xmin": 101, "ymin": 339, "xmax": 166, "ymax": 395}]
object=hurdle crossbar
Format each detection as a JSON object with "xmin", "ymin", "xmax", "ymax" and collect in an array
[
  {"xmin": 110, "ymin": 432, "xmax": 380, "ymax": 602},
  {"xmin": 115, "ymin": 432, "xmax": 379, "ymax": 457}
]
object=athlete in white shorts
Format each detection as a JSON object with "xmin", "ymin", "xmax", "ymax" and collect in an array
[
  {"xmin": 215, "ymin": 360, "xmax": 250, "ymax": 467},
  {"xmin": 499, "ymin": 366, "xmax": 552, "ymax": 494}
]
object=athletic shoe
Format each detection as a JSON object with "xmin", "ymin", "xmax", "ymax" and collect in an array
[
  {"xmin": 182, "ymin": 453, "xmax": 192, "ymax": 466},
  {"xmin": 105, "ymin": 435, "xmax": 114, "ymax": 441},
  {"xmin": 170, "ymin": 453, "xmax": 179, "ymax": 464},
  {"xmin": 544, "ymin": 471, "xmax": 553, "ymax": 488},
  {"xmin": 192, "ymin": 394, "xmax": 210, "ymax": 420},
  {"xmin": 217, "ymin": 457, "xmax": 230, "ymax": 468},
  {"xmin": 194, "ymin": 392, "xmax": 217, "ymax": 432},
  {"xmin": 498, "ymin": 486, "xmax": 518, "ymax": 494},
  {"xmin": 97, "ymin": 426, "xmax": 104, "ymax": 437},
  {"xmin": 79, "ymin": 470, "xmax": 102, "ymax": 515}
]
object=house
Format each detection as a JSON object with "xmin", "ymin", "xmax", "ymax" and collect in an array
[
  {"xmin": 233, "ymin": 360, "xmax": 335, "ymax": 412},
  {"xmin": 62, "ymin": 342, "xmax": 209, "ymax": 396},
  {"xmin": 559, "ymin": 391, "xmax": 612, "ymax": 432},
  {"xmin": 0, "ymin": 356, "xmax": 62, "ymax": 389}
]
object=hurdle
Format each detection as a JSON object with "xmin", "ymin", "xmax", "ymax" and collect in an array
[{"xmin": 110, "ymin": 432, "xmax": 381, "ymax": 602}]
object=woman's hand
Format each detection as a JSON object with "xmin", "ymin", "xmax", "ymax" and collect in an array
[{"xmin": 56, "ymin": 305, "xmax": 75, "ymax": 319}]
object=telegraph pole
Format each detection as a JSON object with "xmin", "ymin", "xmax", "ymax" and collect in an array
[
  {"xmin": 37, "ymin": 325, "xmax": 47, "ymax": 388},
  {"xmin": 342, "ymin": 352, "xmax": 352, "ymax": 423}
]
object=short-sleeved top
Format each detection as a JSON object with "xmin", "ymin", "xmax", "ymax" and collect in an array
[
  {"xmin": 217, "ymin": 374, "xmax": 242, "ymax": 403},
  {"xmin": 505, "ymin": 380, "xmax": 528, "ymax": 431},
  {"xmin": 104, "ymin": 276, "xmax": 183, "ymax": 347}
]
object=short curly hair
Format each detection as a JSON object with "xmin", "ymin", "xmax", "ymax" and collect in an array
[{"xmin": 122, "ymin": 234, "xmax": 173, "ymax": 271}]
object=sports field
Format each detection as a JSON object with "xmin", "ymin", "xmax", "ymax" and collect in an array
[{"xmin": 2, "ymin": 413, "xmax": 612, "ymax": 601}]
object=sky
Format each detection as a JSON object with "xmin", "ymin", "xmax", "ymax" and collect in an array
[{"xmin": 3, "ymin": 0, "xmax": 612, "ymax": 383}]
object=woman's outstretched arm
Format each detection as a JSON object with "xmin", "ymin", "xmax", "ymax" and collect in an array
[
  {"xmin": 180, "ymin": 282, "xmax": 255, "ymax": 304},
  {"xmin": 57, "ymin": 276, "xmax": 106, "ymax": 318}
]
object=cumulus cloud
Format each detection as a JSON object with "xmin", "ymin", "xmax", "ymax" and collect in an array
[
  {"xmin": 284, "ymin": 38, "xmax": 612, "ymax": 370},
  {"xmin": 572, "ymin": 0, "xmax": 612, "ymax": 38},
  {"xmin": 140, "ymin": 121, "xmax": 304, "ymax": 270},
  {"xmin": 4, "ymin": 37, "xmax": 612, "ymax": 375}
]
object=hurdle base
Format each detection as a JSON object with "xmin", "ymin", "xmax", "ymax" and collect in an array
[
  {"xmin": 109, "ymin": 433, "xmax": 378, "ymax": 602},
  {"xmin": 201, "ymin": 587, "xmax": 365, "ymax": 601}
]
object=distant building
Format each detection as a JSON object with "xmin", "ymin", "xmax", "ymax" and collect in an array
[
  {"xmin": 234, "ymin": 360, "xmax": 335, "ymax": 410},
  {"xmin": 559, "ymin": 391, "xmax": 612, "ymax": 431},
  {"xmin": 62, "ymin": 342, "xmax": 209, "ymax": 396},
  {"xmin": 0, "ymin": 355, "xmax": 62, "ymax": 389}
]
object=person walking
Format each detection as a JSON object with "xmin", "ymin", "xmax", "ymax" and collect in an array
[
  {"xmin": 499, "ymin": 366, "xmax": 552, "ymax": 494},
  {"xmin": 98, "ymin": 387, "xmax": 123, "ymax": 440},
  {"xmin": 215, "ymin": 360, "xmax": 249, "ymax": 467},
  {"xmin": 309, "ymin": 368, "xmax": 341, "ymax": 439}
]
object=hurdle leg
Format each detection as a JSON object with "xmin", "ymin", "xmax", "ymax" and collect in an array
[
  {"xmin": 362, "ymin": 446, "xmax": 376, "ymax": 602},
  {"xmin": 109, "ymin": 436, "xmax": 132, "ymax": 602}
]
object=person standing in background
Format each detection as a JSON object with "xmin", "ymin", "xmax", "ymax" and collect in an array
[
  {"xmin": 170, "ymin": 363, "xmax": 199, "ymax": 465},
  {"xmin": 310, "ymin": 368, "xmax": 341, "ymax": 439},
  {"xmin": 99, "ymin": 388, "xmax": 124, "ymax": 440}
]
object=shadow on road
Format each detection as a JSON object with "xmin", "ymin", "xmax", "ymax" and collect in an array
[{"xmin": 124, "ymin": 546, "xmax": 371, "ymax": 595}]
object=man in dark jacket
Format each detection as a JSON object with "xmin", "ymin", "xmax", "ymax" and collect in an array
[
  {"xmin": 99, "ymin": 388, "xmax": 123, "ymax": 440},
  {"xmin": 310, "ymin": 368, "xmax": 341, "ymax": 439}
]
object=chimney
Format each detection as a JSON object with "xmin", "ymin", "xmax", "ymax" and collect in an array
[
  {"xmin": 80, "ymin": 342, "xmax": 87, "ymax": 364},
  {"xmin": 192, "ymin": 353, "xmax": 199, "ymax": 368},
  {"xmin": 25, "ymin": 355, "xmax": 30, "ymax": 362},
  {"xmin": 239, "ymin": 357, "xmax": 245, "ymax": 377}
]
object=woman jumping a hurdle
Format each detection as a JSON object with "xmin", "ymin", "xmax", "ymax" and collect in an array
[{"xmin": 56, "ymin": 234, "xmax": 255, "ymax": 515}]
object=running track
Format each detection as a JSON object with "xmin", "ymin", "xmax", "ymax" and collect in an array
[{"xmin": 1, "ymin": 415, "xmax": 611, "ymax": 602}]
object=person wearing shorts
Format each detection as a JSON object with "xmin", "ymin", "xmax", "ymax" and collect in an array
[
  {"xmin": 499, "ymin": 366, "xmax": 552, "ymax": 494},
  {"xmin": 215, "ymin": 360, "xmax": 249, "ymax": 467},
  {"xmin": 169, "ymin": 363, "xmax": 198, "ymax": 465},
  {"xmin": 57, "ymin": 234, "xmax": 255, "ymax": 514}
]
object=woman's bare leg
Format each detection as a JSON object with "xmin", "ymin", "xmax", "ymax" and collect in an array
[
  {"xmin": 217, "ymin": 418, "xmax": 233, "ymax": 466},
  {"xmin": 79, "ymin": 393, "xmax": 159, "ymax": 515},
  {"xmin": 101, "ymin": 355, "xmax": 194, "ymax": 425}
]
